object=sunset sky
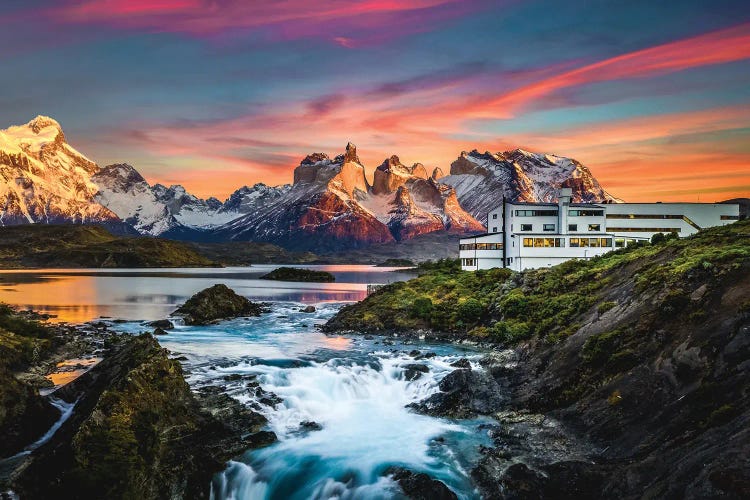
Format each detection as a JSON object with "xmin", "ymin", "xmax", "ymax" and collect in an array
[{"xmin": 2, "ymin": 0, "xmax": 749, "ymax": 201}]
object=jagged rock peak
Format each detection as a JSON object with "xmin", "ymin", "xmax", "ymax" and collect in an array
[
  {"xmin": 431, "ymin": 167, "xmax": 444, "ymax": 180},
  {"xmin": 377, "ymin": 155, "xmax": 404, "ymax": 171},
  {"xmin": 301, "ymin": 152, "xmax": 330, "ymax": 165},
  {"xmin": 344, "ymin": 142, "xmax": 360, "ymax": 164},
  {"xmin": 98, "ymin": 163, "xmax": 147, "ymax": 184}
]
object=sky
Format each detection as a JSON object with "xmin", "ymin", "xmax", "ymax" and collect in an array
[{"xmin": 1, "ymin": 0, "xmax": 749, "ymax": 202}]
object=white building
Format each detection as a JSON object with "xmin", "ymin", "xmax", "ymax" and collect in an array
[{"xmin": 460, "ymin": 188, "xmax": 740, "ymax": 271}]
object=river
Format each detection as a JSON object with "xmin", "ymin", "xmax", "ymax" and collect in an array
[{"xmin": 0, "ymin": 265, "xmax": 492, "ymax": 499}]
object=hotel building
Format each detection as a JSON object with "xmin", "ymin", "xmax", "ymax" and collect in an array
[{"xmin": 459, "ymin": 188, "xmax": 740, "ymax": 271}]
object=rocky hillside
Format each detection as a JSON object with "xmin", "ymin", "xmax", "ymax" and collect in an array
[
  {"xmin": 0, "ymin": 225, "xmax": 216, "ymax": 268},
  {"xmin": 441, "ymin": 148, "xmax": 619, "ymax": 221},
  {"xmin": 325, "ymin": 220, "xmax": 750, "ymax": 498}
]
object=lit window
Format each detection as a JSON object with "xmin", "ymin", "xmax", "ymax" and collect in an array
[
  {"xmin": 588, "ymin": 224, "xmax": 601, "ymax": 231},
  {"xmin": 570, "ymin": 238, "xmax": 579, "ymax": 247}
]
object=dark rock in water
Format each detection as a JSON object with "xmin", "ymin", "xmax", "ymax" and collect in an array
[
  {"xmin": 223, "ymin": 374, "xmax": 243, "ymax": 381},
  {"xmin": 245, "ymin": 430, "xmax": 277, "ymax": 449},
  {"xmin": 409, "ymin": 368, "xmax": 506, "ymax": 418},
  {"xmin": 403, "ymin": 363, "xmax": 430, "ymax": 381},
  {"xmin": 153, "ymin": 327, "xmax": 168, "ymax": 336},
  {"xmin": 415, "ymin": 352, "xmax": 436, "ymax": 360},
  {"xmin": 147, "ymin": 319, "xmax": 174, "ymax": 330},
  {"xmin": 173, "ymin": 284, "xmax": 263, "ymax": 325},
  {"xmin": 300, "ymin": 420, "xmax": 323, "ymax": 431},
  {"xmin": 260, "ymin": 267, "xmax": 335, "ymax": 283},
  {"xmin": 300, "ymin": 305, "xmax": 316, "ymax": 313},
  {"xmin": 364, "ymin": 335, "xmax": 374, "ymax": 340},
  {"xmin": 450, "ymin": 358, "xmax": 471, "ymax": 369},
  {"xmin": 409, "ymin": 349, "xmax": 421, "ymax": 357},
  {"xmin": 386, "ymin": 467, "xmax": 457, "ymax": 500},
  {"xmin": 173, "ymin": 356, "xmax": 189, "ymax": 362}
]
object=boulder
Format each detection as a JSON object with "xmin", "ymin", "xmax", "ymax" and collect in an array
[
  {"xmin": 386, "ymin": 467, "xmax": 457, "ymax": 500},
  {"xmin": 152, "ymin": 327, "xmax": 168, "ymax": 336},
  {"xmin": 173, "ymin": 284, "xmax": 263, "ymax": 325},
  {"xmin": 403, "ymin": 363, "xmax": 430, "ymax": 381},
  {"xmin": 301, "ymin": 305, "xmax": 316, "ymax": 313},
  {"xmin": 146, "ymin": 319, "xmax": 174, "ymax": 330},
  {"xmin": 409, "ymin": 368, "xmax": 506, "ymax": 418}
]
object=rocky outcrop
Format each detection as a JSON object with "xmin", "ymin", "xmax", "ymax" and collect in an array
[
  {"xmin": 386, "ymin": 467, "xmax": 458, "ymax": 500},
  {"xmin": 173, "ymin": 284, "xmax": 264, "ymax": 325},
  {"xmin": 11, "ymin": 334, "xmax": 271, "ymax": 499},
  {"xmin": 259, "ymin": 267, "xmax": 335, "ymax": 282},
  {"xmin": 409, "ymin": 367, "xmax": 506, "ymax": 418}
]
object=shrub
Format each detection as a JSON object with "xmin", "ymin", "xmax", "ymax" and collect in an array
[
  {"xmin": 650, "ymin": 232, "xmax": 667, "ymax": 245},
  {"xmin": 410, "ymin": 297, "xmax": 433, "ymax": 319},
  {"xmin": 457, "ymin": 298, "xmax": 485, "ymax": 324},
  {"xmin": 598, "ymin": 301, "xmax": 617, "ymax": 315}
]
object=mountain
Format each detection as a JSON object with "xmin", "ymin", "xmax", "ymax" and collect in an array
[
  {"xmin": 0, "ymin": 116, "xmax": 123, "ymax": 229},
  {"xmin": 1, "ymin": 116, "xmax": 619, "ymax": 253},
  {"xmin": 442, "ymin": 148, "xmax": 619, "ymax": 222},
  {"xmin": 212, "ymin": 144, "xmax": 485, "ymax": 251}
]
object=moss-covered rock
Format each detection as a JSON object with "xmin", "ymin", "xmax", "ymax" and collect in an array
[
  {"xmin": 173, "ymin": 284, "xmax": 264, "ymax": 325},
  {"xmin": 259, "ymin": 267, "xmax": 335, "ymax": 282},
  {"xmin": 13, "ymin": 334, "xmax": 271, "ymax": 499}
]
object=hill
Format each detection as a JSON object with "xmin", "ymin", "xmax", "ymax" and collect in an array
[
  {"xmin": 325, "ymin": 220, "xmax": 750, "ymax": 497},
  {"xmin": 0, "ymin": 225, "xmax": 216, "ymax": 268}
]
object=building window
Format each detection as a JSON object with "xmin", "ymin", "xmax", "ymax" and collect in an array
[
  {"xmin": 492, "ymin": 227, "xmax": 497, "ymax": 232},
  {"xmin": 615, "ymin": 238, "xmax": 625, "ymax": 248},
  {"xmin": 492, "ymin": 214, "xmax": 498, "ymax": 219},
  {"xmin": 523, "ymin": 237, "xmax": 564, "ymax": 247},
  {"xmin": 570, "ymin": 237, "xmax": 613, "ymax": 248},
  {"xmin": 515, "ymin": 209, "xmax": 558, "ymax": 217},
  {"xmin": 543, "ymin": 224, "xmax": 555, "ymax": 232},
  {"xmin": 569, "ymin": 209, "xmax": 604, "ymax": 217},
  {"xmin": 588, "ymin": 224, "xmax": 601, "ymax": 231},
  {"xmin": 568, "ymin": 224, "xmax": 577, "ymax": 231},
  {"xmin": 462, "ymin": 258, "xmax": 475, "ymax": 267},
  {"xmin": 520, "ymin": 224, "xmax": 532, "ymax": 231},
  {"xmin": 721, "ymin": 215, "xmax": 740, "ymax": 220}
]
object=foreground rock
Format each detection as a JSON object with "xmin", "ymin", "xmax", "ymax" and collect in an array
[
  {"xmin": 409, "ymin": 367, "xmax": 506, "ymax": 418},
  {"xmin": 173, "ymin": 284, "xmax": 264, "ymax": 325},
  {"xmin": 11, "ymin": 334, "xmax": 270, "ymax": 499},
  {"xmin": 386, "ymin": 467, "xmax": 457, "ymax": 500},
  {"xmin": 260, "ymin": 267, "xmax": 335, "ymax": 282}
]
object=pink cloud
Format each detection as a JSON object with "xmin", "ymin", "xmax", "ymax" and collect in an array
[{"xmin": 47, "ymin": 0, "xmax": 486, "ymax": 46}]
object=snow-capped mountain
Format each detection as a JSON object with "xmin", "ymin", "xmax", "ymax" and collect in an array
[
  {"xmin": 442, "ymin": 149, "xmax": 619, "ymax": 222},
  {"xmin": 0, "ymin": 116, "xmax": 122, "ymax": 227},
  {"xmin": 212, "ymin": 143, "xmax": 484, "ymax": 251}
]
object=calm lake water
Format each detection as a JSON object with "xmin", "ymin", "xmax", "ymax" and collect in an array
[{"xmin": 0, "ymin": 265, "xmax": 414, "ymax": 323}]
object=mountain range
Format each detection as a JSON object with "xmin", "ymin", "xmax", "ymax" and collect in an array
[{"xmin": 0, "ymin": 116, "xmax": 617, "ymax": 251}]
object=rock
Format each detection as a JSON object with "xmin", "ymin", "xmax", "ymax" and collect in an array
[
  {"xmin": 153, "ymin": 327, "xmax": 168, "ymax": 336},
  {"xmin": 409, "ymin": 368, "xmax": 506, "ymax": 418},
  {"xmin": 450, "ymin": 358, "xmax": 471, "ymax": 369},
  {"xmin": 415, "ymin": 352, "xmax": 436, "ymax": 360},
  {"xmin": 386, "ymin": 467, "xmax": 457, "ymax": 500},
  {"xmin": 299, "ymin": 421, "xmax": 323, "ymax": 431},
  {"xmin": 223, "ymin": 374, "xmax": 243, "ymax": 381},
  {"xmin": 260, "ymin": 268, "xmax": 335, "ymax": 283},
  {"xmin": 409, "ymin": 350, "xmax": 421, "ymax": 357},
  {"xmin": 146, "ymin": 319, "xmax": 174, "ymax": 329},
  {"xmin": 173, "ymin": 284, "xmax": 263, "ymax": 325},
  {"xmin": 300, "ymin": 305, "xmax": 316, "ymax": 313},
  {"xmin": 403, "ymin": 363, "xmax": 430, "ymax": 381},
  {"xmin": 245, "ymin": 430, "xmax": 277, "ymax": 449}
]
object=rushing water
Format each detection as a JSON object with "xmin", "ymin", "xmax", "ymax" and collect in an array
[{"xmin": 0, "ymin": 266, "xmax": 496, "ymax": 498}]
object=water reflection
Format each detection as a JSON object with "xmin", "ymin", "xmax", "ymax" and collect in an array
[{"xmin": 0, "ymin": 265, "xmax": 413, "ymax": 323}]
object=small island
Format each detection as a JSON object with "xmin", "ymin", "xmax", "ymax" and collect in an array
[
  {"xmin": 259, "ymin": 267, "xmax": 335, "ymax": 282},
  {"xmin": 173, "ymin": 284, "xmax": 264, "ymax": 325},
  {"xmin": 375, "ymin": 258, "xmax": 415, "ymax": 267}
]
